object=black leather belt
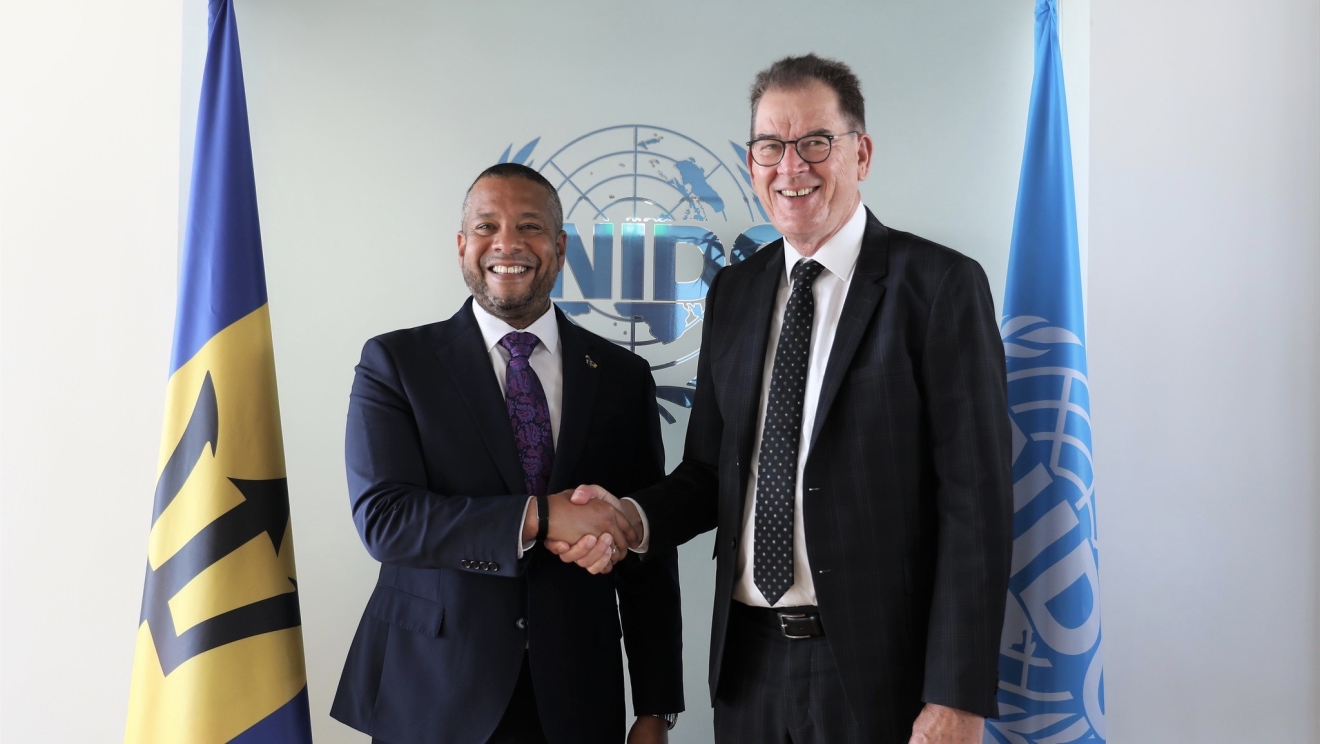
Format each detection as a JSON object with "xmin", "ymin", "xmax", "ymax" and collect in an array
[{"xmin": 734, "ymin": 602, "xmax": 825, "ymax": 639}]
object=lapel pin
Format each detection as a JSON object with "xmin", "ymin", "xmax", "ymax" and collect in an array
[{"xmin": 585, "ymin": 354, "xmax": 597, "ymax": 369}]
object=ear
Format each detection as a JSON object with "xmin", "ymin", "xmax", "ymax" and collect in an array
[
  {"xmin": 555, "ymin": 229, "xmax": 567, "ymax": 270},
  {"xmin": 456, "ymin": 230, "xmax": 467, "ymax": 266},
  {"xmin": 855, "ymin": 132, "xmax": 874, "ymax": 182}
]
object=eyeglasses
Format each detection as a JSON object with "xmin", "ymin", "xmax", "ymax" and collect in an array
[{"xmin": 745, "ymin": 131, "xmax": 860, "ymax": 167}]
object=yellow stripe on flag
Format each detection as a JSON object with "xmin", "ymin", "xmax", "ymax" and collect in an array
[
  {"xmin": 125, "ymin": 624, "xmax": 308, "ymax": 744},
  {"xmin": 127, "ymin": 304, "xmax": 305, "ymax": 743},
  {"xmin": 149, "ymin": 305, "xmax": 285, "ymax": 569}
]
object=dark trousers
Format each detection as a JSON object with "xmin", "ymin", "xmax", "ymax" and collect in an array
[
  {"xmin": 714, "ymin": 603, "xmax": 865, "ymax": 744},
  {"xmin": 373, "ymin": 652, "xmax": 548, "ymax": 744}
]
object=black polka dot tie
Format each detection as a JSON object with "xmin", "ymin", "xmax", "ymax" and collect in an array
[{"xmin": 754, "ymin": 258, "xmax": 825, "ymax": 605}]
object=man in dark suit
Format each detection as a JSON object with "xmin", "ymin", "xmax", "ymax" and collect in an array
[
  {"xmin": 331, "ymin": 164, "xmax": 683, "ymax": 744},
  {"xmin": 554, "ymin": 55, "xmax": 1012, "ymax": 743}
]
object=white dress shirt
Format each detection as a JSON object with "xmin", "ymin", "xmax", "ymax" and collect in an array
[
  {"xmin": 470, "ymin": 302, "xmax": 562, "ymax": 558},
  {"xmin": 732, "ymin": 201, "xmax": 867, "ymax": 608}
]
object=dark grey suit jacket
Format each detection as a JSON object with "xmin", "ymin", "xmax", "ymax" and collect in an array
[{"xmin": 633, "ymin": 209, "xmax": 1012, "ymax": 741}]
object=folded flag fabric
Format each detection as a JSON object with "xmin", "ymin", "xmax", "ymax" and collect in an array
[
  {"xmin": 125, "ymin": 1, "xmax": 313, "ymax": 741},
  {"xmin": 988, "ymin": 2, "xmax": 1106, "ymax": 743}
]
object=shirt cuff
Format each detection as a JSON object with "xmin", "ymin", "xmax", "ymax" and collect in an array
[
  {"xmin": 621, "ymin": 497, "xmax": 650, "ymax": 553},
  {"xmin": 516, "ymin": 496, "xmax": 536, "ymax": 558}
]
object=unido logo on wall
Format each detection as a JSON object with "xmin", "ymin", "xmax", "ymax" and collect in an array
[{"xmin": 497, "ymin": 125, "xmax": 780, "ymax": 424}]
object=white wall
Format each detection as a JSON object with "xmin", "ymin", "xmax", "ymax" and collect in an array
[
  {"xmin": 1090, "ymin": 0, "xmax": 1320, "ymax": 741},
  {"xmin": 0, "ymin": 0, "xmax": 182, "ymax": 741}
]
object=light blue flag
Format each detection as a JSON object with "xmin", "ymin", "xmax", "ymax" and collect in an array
[{"xmin": 986, "ymin": 1, "xmax": 1105, "ymax": 742}]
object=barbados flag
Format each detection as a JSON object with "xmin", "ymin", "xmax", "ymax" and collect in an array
[{"xmin": 125, "ymin": 1, "xmax": 313, "ymax": 742}]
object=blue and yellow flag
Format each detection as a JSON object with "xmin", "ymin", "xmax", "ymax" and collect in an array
[
  {"xmin": 987, "ymin": 1, "xmax": 1105, "ymax": 743},
  {"xmin": 125, "ymin": 1, "xmax": 312, "ymax": 741}
]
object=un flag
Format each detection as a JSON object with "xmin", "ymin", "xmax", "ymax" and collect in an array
[{"xmin": 987, "ymin": 2, "xmax": 1106, "ymax": 743}]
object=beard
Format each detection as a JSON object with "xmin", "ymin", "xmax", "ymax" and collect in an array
[{"xmin": 461, "ymin": 260, "xmax": 558, "ymax": 326}]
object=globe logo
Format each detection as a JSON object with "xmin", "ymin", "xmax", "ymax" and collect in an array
[
  {"xmin": 497, "ymin": 125, "xmax": 781, "ymax": 423},
  {"xmin": 989, "ymin": 315, "xmax": 1105, "ymax": 744}
]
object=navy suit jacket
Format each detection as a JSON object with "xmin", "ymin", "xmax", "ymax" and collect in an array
[
  {"xmin": 331, "ymin": 300, "xmax": 683, "ymax": 744},
  {"xmin": 632, "ymin": 211, "xmax": 1013, "ymax": 742}
]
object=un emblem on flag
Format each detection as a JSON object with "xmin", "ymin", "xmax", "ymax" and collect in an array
[
  {"xmin": 991, "ymin": 316, "xmax": 1105, "ymax": 743},
  {"xmin": 497, "ymin": 125, "xmax": 780, "ymax": 425}
]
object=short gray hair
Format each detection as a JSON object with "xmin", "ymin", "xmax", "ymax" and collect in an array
[{"xmin": 749, "ymin": 53, "xmax": 866, "ymax": 138}]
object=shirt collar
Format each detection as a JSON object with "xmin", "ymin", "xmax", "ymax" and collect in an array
[
  {"xmin": 781, "ymin": 200, "xmax": 867, "ymax": 284},
  {"xmin": 471, "ymin": 300, "xmax": 561, "ymax": 356}
]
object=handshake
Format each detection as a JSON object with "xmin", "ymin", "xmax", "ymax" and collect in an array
[{"xmin": 520, "ymin": 485, "xmax": 641, "ymax": 574}]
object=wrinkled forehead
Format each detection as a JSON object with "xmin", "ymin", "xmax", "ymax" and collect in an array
[{"xmin": 751, "ymin": 83, "xmax": 848, "ymax": 139}]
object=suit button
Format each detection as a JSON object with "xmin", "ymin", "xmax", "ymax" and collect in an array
[
  {"xmin": 461, "ymin": 559, "xmax": 471, "ymax": 568},
  {"xmin": 479, "ymin": 561, "xmax": 489, "ymax": 570},
  {"xmin": 516, "ymin": 617, "xmax": 527, "ymax": 630},
  {"xmin": 490, "ymin": 562, "xmax": 500, "ymax": 571}
]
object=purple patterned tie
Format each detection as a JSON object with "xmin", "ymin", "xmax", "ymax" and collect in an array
[{"xmin": 501, "ymin": 332, "xmax": 554, "ymax": 497}]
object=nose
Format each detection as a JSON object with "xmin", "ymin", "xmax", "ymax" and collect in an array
[
  {"xmin": 492, "ymin": 223, "xmax": 524, "ymax": 252},
  {"xmin": 777, "ymin": 144, "xmax": 809, "ymax": 176}
]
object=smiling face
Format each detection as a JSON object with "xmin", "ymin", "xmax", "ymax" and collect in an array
[
  {"xmin": 749, "ymin": 82, "xmax": 873, "ymax": 255},
  {"xmin": 457, "ymin": 176, "xmax": 567, "ymax": 329}
]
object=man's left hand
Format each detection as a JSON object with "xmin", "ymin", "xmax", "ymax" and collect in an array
[
  {"xmin": 627, "ymin": 715, "xmax": 668, "ymax": 744},
  {"xmin": 908, "ymin": 703, "xmax": 983, "ymax": 744}
]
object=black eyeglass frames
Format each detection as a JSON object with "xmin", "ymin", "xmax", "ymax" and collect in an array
[{"xmin": 745, "ymin": 131, "xmax": 860, "ymax": 167}]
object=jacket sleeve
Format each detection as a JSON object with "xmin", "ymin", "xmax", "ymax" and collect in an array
[
  {"xmin": 345, "ymin": 336, "xmax": 529, "ymax": 576},
  {"xmin": 629, "ymin": 267, "xmax": 725, "ymax": 550},
  {"xmin": 614, "ymin": 364, "xmax": 685, "ymax": 716},
  {"xmin": 918, "ymin": 257, "xmax": 1014, "ymax": 717}
]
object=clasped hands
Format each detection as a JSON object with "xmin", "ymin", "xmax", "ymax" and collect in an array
[{"xmin": 521, "ymin": 485, "xmax": 639, "ymax": 574}]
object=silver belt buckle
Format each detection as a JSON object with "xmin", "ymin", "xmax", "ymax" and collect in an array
[{"xmin": 778, "ymin": 612, "xmax": 812, "ymax": 639}]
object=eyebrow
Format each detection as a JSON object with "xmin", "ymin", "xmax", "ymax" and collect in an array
[
  {"xmin": 474, "ymin": 211, "xmax": 546, "ymax": 220},
  {"xmin": 751, "ymin": 127, "xmax": 835, "ymax": 140}
]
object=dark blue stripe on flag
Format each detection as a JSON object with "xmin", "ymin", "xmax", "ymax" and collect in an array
[
  {"xmin": 170, "ymin": 0, "xmax": 268, "ymax": 374},
  {"xmin": 228, "ymin": 686, "xmax": 312, "ymax": 744}
]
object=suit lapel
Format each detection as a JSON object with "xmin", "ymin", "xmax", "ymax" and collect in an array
[
  {"xmin": 733, "ymin": 243, "xmax": 787, "ymax": 494},
  {"xmin": 436, "ymin": 300, "xmax": 526, "ymax": 495},
  {"xmin": 548, "ymin": 309, "xmax": 598, "ymax": 493},
  {"xmin": 808, "ymin": 212, "xmax": 890, "ymax": 454}
]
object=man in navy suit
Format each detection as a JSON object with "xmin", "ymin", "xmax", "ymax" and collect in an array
[
  {"xmin": 554, "ymin": 55, "xmax": 1012, "ymax": 744},
  {"xmin": 331, "ymin": 164, "xmax": 683, "ymax": 744}
]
